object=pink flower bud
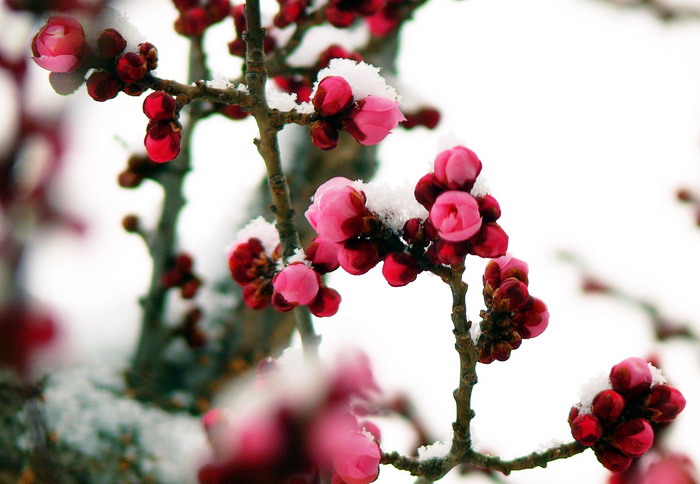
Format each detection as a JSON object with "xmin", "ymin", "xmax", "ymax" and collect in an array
[
  {"xmin": 429, "ymin": 191, "xmax": 482, "ymax": 242},
  {"xmin": 97, "ymin": 28, "xmax": 126, "ymax": 58},
  {"xmin": 433, "ymin": 145, "xmax": 482, "ymax": 191},
  {"xmin": 306, "ymin": 236, "xmax": 341, "ymax": 273},
  {"xmin": 86, "ymin": 70, "xmax": 122, "ymax": 102},
  {"xmin": 273, "ymin": 263, "xmax": 321, "ymax": 305},
  {"xmin": 344, "ymin": 96, "xmax": 405, "ymax": 145},
  {"xmin": 644, "ymin": 384, "xmax": 686, "ymax": 423},
  {"xmin": 570, "ymin": 413, "xmax": 603, "ymax": 447},
  {"xmin": 382, "ymin": 252, "xmax": 421, "ymax": 287},
  {"xmin": 338, "ymin": 239, "xmax": 381, "ymax": 275},
  {"xmin": 492, "ymin": 278, "xmax": 529, "ymax": 312},
  {"xmin": 145, "ymin": 120, "xmax": 182, "ymax": 163},
  {"xmin": 308, "ymin": 286, "xmax": 342, "ymax": 317},
  {"xmin": 332, "ymin": 433, "xmax": 380, "ymax": 484},
  {"xmin": 592, "ymin": 389, "xmax": 626, "ymax": 423},
  {"xmin": 305, "ymin": 177, "xmax": 370, "ymax": 243},
  {"xmin": 513, "ymin": 297, "xmax": 549, "ymax": 338},
  {"xmin": 31, "ymin": 16, "xmax": 86, "ymax": 73},
  {"xmin": 313, "ymin": 76, "xmax": 354, "ymax": 117},
  {"xmin": 610, "ymin": 357, "xmax": 653, "ymax": 398},
  {"xmin": 414, "ymin": 173, "xmax": 444, "ymax": 210},
  {"xmin": 143, "ymin": 92, "xmax": 177, "ymax": 121},
  {"xmin": 116, "ymin": 52, "xmax": 148, "ymax": 83},
  {"xmin": 611, "ymin": 418, "xmax": 654, "ymax": 457},
  {"xmin": 311, "ymin": 120, "xmax": 339, "ymax": 150},
  {"xmin": 468, "ymin": 223, "xmax": 508, "ymax": 259}
]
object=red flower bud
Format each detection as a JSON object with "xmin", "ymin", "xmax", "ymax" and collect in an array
[
  {"xmin": 492, "ymin": 278, "xmax": 529, "ymax": 312},
  {"xmin": 414, "ymin": 173, "xmax": 444, "ymax": 210},
  {"xmin": 242, "ymin": 279, "xmax": 273, "ymax": 310},
  {"xmin": 644, "ymin": 384, "xmax": 686, "ymax": 423},
  {"xmin": 476, "ymin": 194, "xmax": 501, "ymax": 222},
  {"xmin": 313, "ymin": 76, "xmax": 354, "ymax": 117},
  {"xmin": 308, "ymin": 286, "xmax": 342, "ymax": 317},
  {"xmin": 143, "ymin": 92, "xmax": 177, "ymax": 121},
  {"xmin": 468, "ymin": 223, "xmax": 508, "ymax": 259},
  {"xmin": 139, "ymin": 42, "xmax": 159, "ymax": 70},
  {"xmin": 611, "ymin": 418, "xmax": 654, "ymax": 457},
  {"xmin": 570, "ymin": 413, "xmax": 603, "ymax": 447},
  {"xmin": 115, "ymin": 52, "xmax": 148, "ymax": 83},
  {"xmin": 338, "ymin": 239, "xmax": 380, "ymax": 275},
  {"xmin": 311, "ymin": 120, "xmax": 339, "ymax": 151},
  {"xmin": 595, "ymin": 444, "xmax": 633, "ymax": 473},
  {"xmin": 145, "ymin": 120, "xmax": 182, "ymax": 163},
  {"xmin": 97, "ymin": 28, "xmax": 126, "ymax": 58},
  {"xmin": 382, "ymin": 252, "xmax": 421, "ymax": 287},
  {"xmin": 591, "ymin": 389, "xmax": 626, "ymax": 423},
  {"xmin": 86, "ymin": 70, "xmax": 122, "ymax": 102}
]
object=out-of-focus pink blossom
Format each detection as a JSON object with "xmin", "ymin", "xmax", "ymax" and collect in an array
[
  {"xmin": 272, "ymin": 263, "xmax": 321, "ymax": 305},
  {"xmin": 365, "ymin": 9, "xmax": 399, "ymax": 37},
  {"xmin": 332, "ymin": 432, "xmax": 381, "ymax": 484},
  {"xmin": 641, "ymin": 454, "xmax": 698, "ymax": 484},
  {"xmin": 429, "ymin": 191, "xmax": 482, "ymax": 242},
  {"xmin": 31, "ymin": 16, "xmax": 86, "ymax": 72},
  {"xmin": 344, "ymin": 96, "xmax": 405, "ymax": 146},
  {"xmin": 433, "ymin": 145, "xmax": 482, "ymax": 190},
  {"xmin": 305, "ymin": 177, "xmax": 370, "ymax": 243}
]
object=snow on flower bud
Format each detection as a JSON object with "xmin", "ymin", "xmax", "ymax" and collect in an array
[
  {"xmin": 338, "ymin": 239, "xmax": 380, "ymax": 275},
  {"xmin": 273, "ymin": 263, "xmax": 321, "ymax": 306},
  {"xmin": 313, "ymin": 76, "xmax": 354, "ymax": 117},
  {"xmin": 311, "ymin": 120, "xmax": 339, "ymax": 151},
  {"xmin": 382, "ymin": 252, "xmax": 420, "ymax": 287},
  {"xmin": 31, "ymin": 16, "xmax": 86, "ymax": 73},
  {"xmin": 115, "ymin": 52, "xmax": 148, "ymax": 83},
  {"xmin": 429, "ymin": 191, "xmax": 482, "ymax": 242},
  {"xmin": 571, "ymin": 413, "xmax": 603, "ymax": 447},
  {"xmin": 145, "ymin": 120, "xmax": 182, "ymax": 162},
  {"xmin": 643, "ymin": 384, "xmax": 687, "ymax": 423},
  {"xmin": 592, "ymin": 389, "xmax": 626, "ymax": 423},
  {"xmin": 308, "ymin": 286, "xmax": 342, "ymax": 317},
  {"xmin": 611, "ymin": 418, "xmax": 654, "ymax": 457},
  {"xmin": 143, "ymin": 92, "xmax": 177, "ymax": 121},
  {"xmin": 344, "ymin": 96, "xmax": 405, "ymax": 146},
  {"xmin": 305, "ymin": 177, "xmax": 370, "ymax": 243},
  {"xmin": 610, "ymin": 357, "xmax": 653, "ymax": 399},
  {"xmin": 433, "ymin": 145, "xmax": 482, "ymax": 191}
]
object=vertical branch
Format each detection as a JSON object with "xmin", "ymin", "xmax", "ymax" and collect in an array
[
  {"xmin": 446, "ymin": 264, "xmax": 478, "ymax": 456},
  {"xmin": 244, "ymin": 0, "xmax": 319, "ymax": 360}
]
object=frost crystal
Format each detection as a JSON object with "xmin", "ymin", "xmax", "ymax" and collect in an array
[
  {"xmin": 313, "ymin": 58, "xmax": 400, "ymax": 103},
  {"xmin": 577, "ymin": 372, "xmax": 612, "ymax": 413},
  {"xmin": 649, "ymin": 362, "xmax": 667, "ymax": 387},
  {"xmin": 227, "ymin": 216, "xmax": 280, "ymax": 256},
  {"xmin": 417, "ymin": 440, "xmax": 451, "ymax": 460},
  {"xmin": 287, "ymin": 248, "xmax": 310, "ymax": 266},
  {"xmin": 351, "ymin": 180, "xmax": 428, "ymax": 232},
  {"xmin": 206, "ymin": 77, "xmax": 234, "ymax": 90},
  {"xmin": 266, "ymin": 84, "xmax": 298, "ymax": 111}
]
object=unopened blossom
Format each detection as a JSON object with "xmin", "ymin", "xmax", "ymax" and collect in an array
[
  {"xmin": 429, "ymin": 190, "xmax": 482, "ymax": 242},
  {"xmin": 31, "ymin": 16, "xmax": 86, "ymax": 73},
  {"xmin": 433, "ymin": 145, "xmax": 482, "ymax": 190},
  {"xmin": 272, "ymin": 262, "xmax": 321, "ymax": 306},
  {"xmin": 313, "ymin": 76, "xmax": 354, "ymax": 117},
  {"xmin": 305, "ymin": 177, "xmax": 370, "ymax": 243},
  {"xmin": 344, "ymin": 96, "xmax": 405, "ymax": 146},
  {"xmin": 145, "ymin": 121, "xmax": 182, "ymax": 162}
]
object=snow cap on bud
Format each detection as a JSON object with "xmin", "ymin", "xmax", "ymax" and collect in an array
[
  {"xmin": 143, "ymin": 92, "xmax": 177, "ymax": 121},
  {"xmin": 31, "ymin": 16, "xmax": 86, "ymax": 73},
  {"xmin": 345, "ymin": 96, "xmax": 405, "ymax": 145},
  {"xmin": 571, "ymin": 413, "xmax": 603, "ymax": 447},
  {"xmin": 611, "ymin": 418, "xmax": 654, "ymax": 457},
  {"xmin": 609, "ymin": 357, "xmax": 653, "ymax": 398},
  {"xmin": 429, "ymin": 190, "xmax": 482, "ymax": 242},
  {"xmin": 313, "ymin": 76, "xmax": 354, "ymax": 117},
  {"xmin": 643, "ymin": 384, "xmax": 687, "ymax": 423},
  {"xmin": 433, "ymin": 145, "xmax": 482, "ymax": 191},
  {"xmin": 382, "ymin": 252, "xmax": 421, "ymax": 287},
  {"xmin": 273, "ymin": 262, "xmax": 321, "ymax": 306}
]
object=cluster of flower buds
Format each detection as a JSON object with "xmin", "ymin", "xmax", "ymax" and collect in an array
[
  {"xmin": 402, "ymin": 107, "xmax": 440, "ymax": 130},
  {"xmin": 172, "ymin": 0, "xmax": 230, "ymax": 37},
  {"xmin": 227, "ymin": 218, "xmax": 340, "ymax": 317},
  {"xmin": 414, "ymin": 145, "xmax": 508, "ymax": 263},
  {"xmin": 310, "ymin": 75, "xmax": 405, "ymax": 150},
  {"xmin": 325, "ymin": 0, "xmax": 386, "ymax": 28},
  {"xmin": 274, "ymin": 45, "xmax": 363, "ymax": 103},
  {"xmin": 228, "ymin": 4, "xmax": 276, "ymax": 57},
  {"xmin": 162, "ymin": 252, "xmax": 203, "ymax": 299},
  {"xmin": 198, "ymin": 355, "xmax": 382, "ymax": 484},
  {"xmin": 478, "ymin": 255, "xmax": 548, "ymax": 363},
  {"xmin": 143, "ymin": 92, "xmax": 182, "ymax": 162},
  {"xmin": 569, "ymin": 357, "xmax": 686, "ymax": 473},
  {"xmin": 0, "ymin": 305, "xmax": 57, "ymax": 376},
  {"xmin": 30, "ymin": 16, "xmax": 160, "ymax": 100}
]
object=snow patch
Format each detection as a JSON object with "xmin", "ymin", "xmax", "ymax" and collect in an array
[
  {"xmin": 226, "ymin": 216, "xmax": 280, "ymax": 256},
  {"xmin": 417, "ymin": 440, "xmax": 451, "ymax": 460},
  {"xmin": 351, "ymin": 180, "xmax": 428, "ymax": 232},
  {"xmin": 313, "ymin": 58, "xmax": 400, "ymax": 102},
  {"xmin": 267, "ymin": 84, "xmax": 298, "ymax": 111}
]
